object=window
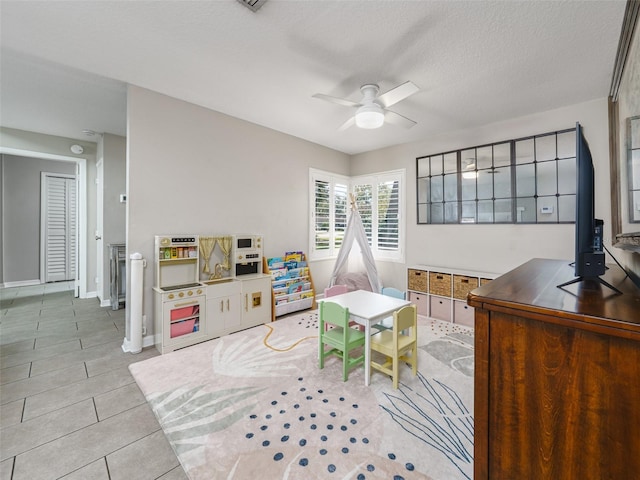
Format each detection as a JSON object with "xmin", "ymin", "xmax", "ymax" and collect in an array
[
  {"xmin": 417, "ymin": 128, "xmax": 577, "ymax": 224},
  {"xmin": 309, "ymin": 168, "xmax": 405, "ymax": 262},
  {"xmin": 310, "ymin": 169, "xmax": 348, "ymax": 259},
  {"xmin": 628, "ymin": 116, "xmax": 640, "ymax": 223}
]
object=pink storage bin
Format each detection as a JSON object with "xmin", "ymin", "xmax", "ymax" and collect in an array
[
  {"xmin": 170, "ymin": 306, "xmax": 198, "ymax": 321},
  {"xmin": 170, "ymin": 319, "xmax": 196, "ymax": 337}
]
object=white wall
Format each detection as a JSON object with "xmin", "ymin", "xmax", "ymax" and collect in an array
[
  {"xmin": 1, "ymin": 154, "xmax": 75, "ymax": 283},
  {"xmin": 0, "ymin": 127, "xmax": 98, "ymax": 294},
  {"xmin": 126, "ymin": 86, "xmax": 350, "ymax": 341},
  {"xmin": 97, "ymin": 133, "xmax": 127, "ymax": 302},
  {"xmin": 351, "ymin": 98, "xmax": 612, "ymax": 288}
]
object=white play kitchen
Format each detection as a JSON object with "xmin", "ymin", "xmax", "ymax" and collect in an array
[{"xmin": 153, "ymin": 234, "xmax": 272, "ymax": 354}]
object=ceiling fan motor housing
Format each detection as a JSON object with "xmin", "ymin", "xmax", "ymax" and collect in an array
[
  {"xmin": 360, "ymin": 84, "xmax": 380, "ymax": 103},
  {"xmin": 356, "ymin": 84, "xmax": 384, "ymax": 128}
]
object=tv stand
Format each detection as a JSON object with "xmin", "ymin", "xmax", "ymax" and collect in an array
[
  {"xmin": 556, "ymin": 275, "xmax": 622, "ymax": 294},
  {"xmin": 469, "ymin": 259, "xmax": 640, "ymax": 480}
]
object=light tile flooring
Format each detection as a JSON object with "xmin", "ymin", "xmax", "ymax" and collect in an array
[{"xmin": 0, "ymin": 282, "xmax": 187, "ymax": 480}]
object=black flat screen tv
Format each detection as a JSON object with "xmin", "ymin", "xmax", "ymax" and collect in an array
[
  {"xmin": 558, "ymin": 122, "xmax": 619, "ymax": 292},
  {"xmin": 557, "ymin": 122, "xmax": 620, "ymax": 293}
]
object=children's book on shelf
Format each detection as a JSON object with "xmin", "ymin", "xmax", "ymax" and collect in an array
[
  {"xmin": 267, "ymin": 257, "xmax": 285, "ymax": 270},
  {"xmin": 287, "ymin": 281, "xmax": 305, "ymax": 294},
  {"xmin": 269, "ymin": 268, "xmax": 288, "ymax": 280},
  {"xmin": 284, "ymin": 251, "xmax": 303, "ymax": 262}
]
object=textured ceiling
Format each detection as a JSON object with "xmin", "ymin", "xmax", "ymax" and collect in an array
[{"xmin": 0, "ymin": 1, "xmax": 627, "ymax": 155}]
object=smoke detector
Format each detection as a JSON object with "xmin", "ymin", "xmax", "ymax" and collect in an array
[{"xmin": 70, "ymin": 144, "xmax": 84, "ymax": 154}]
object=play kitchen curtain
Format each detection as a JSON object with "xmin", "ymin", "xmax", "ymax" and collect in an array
[{"xmin": 199, "ymin": 236, "xmax": 233, "ymax": 275}]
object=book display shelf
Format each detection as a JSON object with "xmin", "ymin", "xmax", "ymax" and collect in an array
[{"xmin": 263, "ymin": 252, "xmax": 316, "ymax": 321}]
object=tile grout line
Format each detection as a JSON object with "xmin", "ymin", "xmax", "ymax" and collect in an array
[
  {"xmin": 1, "ymin": 282, "xmax": 183, "ymax": 479},
  {"xmin": 10, "ymin": 402, "xmax": 158, "ymax": 462},
  {"xmin": 18, "ymin": 395, "xmax": 98, "ymax": 424},
  {"xmin": 19, "ymin": 396, "xmax": 26, "ymax": 424}
]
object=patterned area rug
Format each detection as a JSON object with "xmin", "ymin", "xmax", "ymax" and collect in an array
[{"xmin": 129, "ymin": 311, "xmax": 474, "ymax": 480}]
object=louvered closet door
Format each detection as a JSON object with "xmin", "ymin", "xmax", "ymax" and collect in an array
[{"xmin": 44, "ymin": 175, "xmax": 77, "ymax": 282}]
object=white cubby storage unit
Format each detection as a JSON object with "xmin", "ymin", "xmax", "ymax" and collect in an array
[
  {"xmin": 263, "ymin": 253, "xmax": 316, "ymax": 321},
  {"xmin": 407, "ymin": 265, "xmax": 498, "ymax": 327}
]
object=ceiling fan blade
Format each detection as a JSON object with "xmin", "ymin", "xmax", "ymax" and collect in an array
[
  {"xmin": 312, "ymin": 93, "xmax": 360, "ymax": 108},
  {"xmin": 384, "ymin": 110, "xmax": 417, "ymax": 129},
  {"xmin": 377, "ymin": 81, "xmax": 419, "ymax": 108},
  {"xmin": 338, "ymin": 116, "xmax": 355, "ymax": 131}
]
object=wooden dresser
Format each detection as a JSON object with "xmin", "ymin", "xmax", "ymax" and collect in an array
[{"xmin": 468, "ymin": 258, "xmax": 640, "ymax": 480}]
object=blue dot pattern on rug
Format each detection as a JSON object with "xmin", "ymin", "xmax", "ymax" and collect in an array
[
  {"xmin": 243, "ymin": 376, "xmax": 416, "ymax": 477},
  {"xmin": 297, "ymin": 312, "xmax": 319, "ymax": 330}
]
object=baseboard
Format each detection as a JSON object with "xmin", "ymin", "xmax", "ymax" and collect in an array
[
  {"xmin": 84, "ymin": 291, "xmax": 97, "ymax": 299},
  {"xmin": 121, "ymin": 335, "xmax": 155, "ymax": 353},
  {"xmin": 99, "ymin": 298, "xmax": 112, "ymax": 308},
  {"xmin": 2, "ymin": 279, "xmax": 41, "ymax": 288},
  {"xmin": 143, "ymin": 335, "xmax": 155, "ymax": 349}
]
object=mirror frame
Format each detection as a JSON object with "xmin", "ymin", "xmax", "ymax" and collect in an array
[{"xmin": 608, "ymin": 1, "xmax": 639, "ymax": 244}]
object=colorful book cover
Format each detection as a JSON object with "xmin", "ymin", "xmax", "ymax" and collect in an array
[
  {"xmin": 267, "ymin": 257, "xmax": 284, "ymax": 266},
  {"xmin": 270, "ymin": 268, "xmax": 289, "ymax": 280},
  {"xmin": 284, "ymin": 260, "xmax": 298, "ymax": 270},
  {"xmin": 284, "ymin": 251, "xmax": 303, "ymax": 262},
  {"xmin": 287, "ymin": 281, "xmax": 305, "ymax": 294}
]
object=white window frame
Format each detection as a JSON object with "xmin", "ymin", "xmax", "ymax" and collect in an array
[{"xmin": 309, "ymin": 168, "xmax": 405, "ymax": 263}]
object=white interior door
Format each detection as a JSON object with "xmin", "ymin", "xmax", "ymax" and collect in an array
[{"xmin": 42, "ymin": 173, "xmax": 76, "ymax": 283}]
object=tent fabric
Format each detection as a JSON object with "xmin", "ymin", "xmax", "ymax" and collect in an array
[{"xmin": 328, "ymin": 208, "xmax": 383, "ymax": 294}]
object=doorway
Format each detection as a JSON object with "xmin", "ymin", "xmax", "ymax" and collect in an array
[{"xmin": 0, "ymin": 147, "xmax": 88, "ymax": 297}]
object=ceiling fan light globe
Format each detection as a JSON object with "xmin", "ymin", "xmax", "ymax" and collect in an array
[{"xmin": 355, "ymin": 105, "xmax": 384, "ymax": 129}]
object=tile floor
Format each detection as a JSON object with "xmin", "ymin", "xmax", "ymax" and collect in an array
[{"xmin": 0, "ymin": 282, "xmax": 187, "ymax": 480}]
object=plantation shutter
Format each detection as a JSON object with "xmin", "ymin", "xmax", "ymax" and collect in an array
[
  {"xmin": 311, "ymin": 172, "xmax": 348, "ymax": 258},
  {"xmin": 313, "ymin": 178, "xmax": 331, "ymax": 253},
  {"xmin": 334, "ymin": 183, "xmax": 348, "ymax": 250},
  {"xmin": 377, "ymin": 180, "xmax": 399, "ymax": 251},
  {"xmin": 69, "ymin": 177, "xmax": 77, "ymax": 276},
  {"xmin": 44, "ymin": 175, "xmax": 76, "ymax": 282}
]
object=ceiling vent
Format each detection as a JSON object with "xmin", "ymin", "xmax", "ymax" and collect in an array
[{"xmin": 237, "ymin": 0, "xmax": 267, "ymax": 12}]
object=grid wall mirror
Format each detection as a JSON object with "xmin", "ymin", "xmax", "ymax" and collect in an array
[
  {"xmin": 628, "ymin": 115, "xmax": 640, "ymax": 223},
  {"xmin": 416, "ymin": 128, "xmax": 577, "ymax": 224}
]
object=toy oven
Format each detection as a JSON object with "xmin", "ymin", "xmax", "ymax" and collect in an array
[{"xmin": 233, "ymin": 234, "xmax": 263, "ymax": 276}]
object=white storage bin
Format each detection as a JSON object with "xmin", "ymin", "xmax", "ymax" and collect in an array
[
  {"xmin": 453, "ymin": 300, "xmax": 474, "ymax": 327},
  {"xmin": 429, "ymin": 296, "xmax": 452, "ymax": 322},
  {"xmin": 408, "ymin": 291, "xmax": 428, "ymax": 316}
]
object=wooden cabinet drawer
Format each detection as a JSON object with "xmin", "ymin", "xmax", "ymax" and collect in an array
[
  {"xmin": 453, "ymin": 274, "xmax": 479, "ymax": 300},
  {"xmin": 408, "ymin": 269, "xmax": 428, "ymax": 292},
  {"xmin": 408, "ymin": 291, "xmax": 428, "ymax": 316},
  {"xmin": 429, "ymin": 296, "xmax": 452, "ymax": 322},
  {"xmin": 429, "ymin": 272, "xmax": 452, "ymax": 297},
  {"xmin": 453, "ymin": 300, "xmax": 474, "ymax": 327}
]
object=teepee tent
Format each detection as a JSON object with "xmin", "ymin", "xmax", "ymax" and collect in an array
[{"xmin": 328, "ymin": 195, "xmax": 383, "ymax": 294}]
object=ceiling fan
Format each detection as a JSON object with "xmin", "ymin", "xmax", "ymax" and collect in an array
[{"xmin": 313, "ymin": 81, "xmax": 419, "ymax": 131}]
